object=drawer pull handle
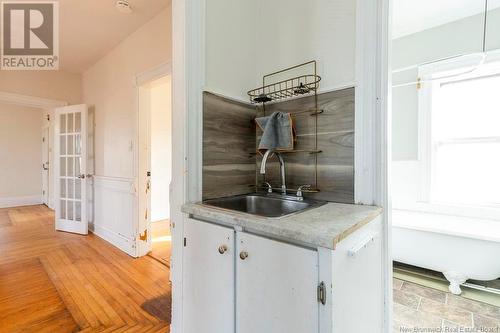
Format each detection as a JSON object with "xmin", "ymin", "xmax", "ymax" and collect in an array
[
  {"xmin": 239, "ymin": 251, "xmax": 249, "ymax": 260},
  {"xmin": 348, "ymin": 233, "xmax": 377, "ymax": 257},
  {"xmin": 218, "ymin": 245, "xmax": 228, "ymax": 254}
]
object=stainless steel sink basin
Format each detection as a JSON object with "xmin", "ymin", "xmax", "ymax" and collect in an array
[{"xmin": 203, "ymin": 193, "xmax": 325, "ymax": 218}]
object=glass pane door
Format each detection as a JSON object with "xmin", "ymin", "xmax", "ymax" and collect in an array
[{"xmin": 56, "ymin": 105, "xmax": 88, "ymax": 234}]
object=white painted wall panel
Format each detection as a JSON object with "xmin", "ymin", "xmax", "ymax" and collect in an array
[{"xmin": 92, "ymin": 176, "xmax": 136, "ymax": 256}]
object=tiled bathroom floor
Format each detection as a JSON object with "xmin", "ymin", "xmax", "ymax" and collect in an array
[{"xmin": 393, "ymin": 278, "xmax": 500, "ymax": 332}]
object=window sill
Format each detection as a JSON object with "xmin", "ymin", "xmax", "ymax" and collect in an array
[{"xmin": 392, "ymin": 201, "xmax": 500, "ymax": 221}]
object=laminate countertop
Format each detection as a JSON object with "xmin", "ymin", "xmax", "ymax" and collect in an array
[{"xmin": 181, "ymin": 201, "xmax": 383, "ymax": 250}]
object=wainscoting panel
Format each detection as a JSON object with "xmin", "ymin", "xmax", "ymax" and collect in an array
[
  {"xmin": 203, "ymin": 92, "xmax": 256, "ymax": 200},
  {"xmin": 92, "ymin": 176, "xmax": 136, "ymax": 257}
]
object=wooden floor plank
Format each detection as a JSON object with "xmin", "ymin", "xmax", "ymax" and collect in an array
[
  {"xmin": 150, "ymin": 220, "xmax": 171, "ymax": 267},
  {"xmin": 0, "ymin": 205, "xmax": 171, "ymax": 332}
]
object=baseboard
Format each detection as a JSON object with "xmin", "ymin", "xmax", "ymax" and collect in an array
[
  {"xmin": 0, "ymin": 195, "xmax": 43, "ymax": 208},
  {"xmin": 90, "ymin": 223, "xmax": 137, "ymax": 258}
]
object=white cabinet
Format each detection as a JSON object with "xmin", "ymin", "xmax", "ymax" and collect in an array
[
  {"xmin": 183, "ymin": 216, "xmax": 384, "ymax": 333},
  {"xmin": 236, "ymin": 232, "xmax": 319, "ymax": 333},
  {"xmin": 183, "ymin": 218, "xmax": 235, "ymax": 333}
]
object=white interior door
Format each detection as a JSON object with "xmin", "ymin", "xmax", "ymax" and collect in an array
[
  {"xmin": 42, "ymin": 127, "xmax": 50, "ymax": 206},
  {"xmin": 54, "ymin": 105, "xmax": 89, "ymax": 235}
]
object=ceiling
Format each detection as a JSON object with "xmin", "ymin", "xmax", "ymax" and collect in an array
[
  {"xmin": 393, "ymin": 0, "xmax": 500, "ymax": 39},
  {"xmin": 58, "ymin": 0, "xmax": 170, "ymax": 73}
]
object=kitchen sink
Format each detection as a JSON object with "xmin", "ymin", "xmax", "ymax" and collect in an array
[{"xmin": 203, "ymin": 193, "xmax": 325, "ymax": 218}]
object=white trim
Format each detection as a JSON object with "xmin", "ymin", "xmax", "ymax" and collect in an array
[
  {"xmin": 379, "ymin": 0, "xmax": 393, "ymax": 331},
  {"xmin": 355, "ymin": 0, "xmax": 378, "ymax": 206},
  {"xmin": 394, "ymin": 201, "xmax": 500, "ymax": 222},
  {"xmin": 93, "ymin": 175, "xmax": 135, "ymax": 183},
  {"xmin": 134, "ymin": 62, "xmax": 173, "ymax": 257},
  {"xmin": 0, "ymin": 195, "xmax": 43, "ymax": 208},
  {"xmin": 135, "ymin": 62, "xmax": 172, "ymax": 87},
  {"xmin": 0, "ymin": 91, "xmax": 67, "ymax": 110},
  {"xmin": 169, "ymin": 0, "xmax": 206, "ymax": 331},
  {"xmin": 356, "ymin": 0, "xmax": 392, "ymax": 332}
]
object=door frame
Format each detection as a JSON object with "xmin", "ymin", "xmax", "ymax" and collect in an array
[
  {"xmin": 355, "ymin": 0, "xmax": 392, "ymax": 331},
  {"xmin": 134, "ymin": 62, "xmax": 172, "ymax": 257},
  {"xmin": 170, "ymin": 0, "xmax": 391, "ymax": 332}
]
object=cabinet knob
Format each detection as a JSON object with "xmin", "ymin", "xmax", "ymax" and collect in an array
[
  {"xmin": 239, "ymin": 251, "xmax": 249, "ymax": 260},
  {"xmin": 218, "ymin": 245, "xmax": 228, "ymax": 254}
]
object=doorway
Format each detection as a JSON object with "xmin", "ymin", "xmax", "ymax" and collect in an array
[{"xmin": 137, "ymin": 74, "xmax": 173, "ymax": 265}]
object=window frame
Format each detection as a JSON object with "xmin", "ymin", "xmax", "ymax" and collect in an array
[{"xmin": 416, "ymin": 51, "xmax": 500, "ymax": 220}]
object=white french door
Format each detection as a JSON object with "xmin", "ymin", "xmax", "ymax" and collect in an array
[{"xmin": 54, "ymin": 105, "xmax": 89, "ymax": 235}]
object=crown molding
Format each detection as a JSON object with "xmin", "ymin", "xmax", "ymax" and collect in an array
[{"xmin": 0, "ymin": 91, "xmax": 68, "ymax": 110}]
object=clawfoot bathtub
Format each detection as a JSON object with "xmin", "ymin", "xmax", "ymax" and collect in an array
[{"xmin": 392, "ymin": 209, "xmax": 500, "ymax": 295}]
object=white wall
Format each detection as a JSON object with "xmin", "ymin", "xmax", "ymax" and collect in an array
[
  {"xmin": 205, "ymin": 0, "xmax": 258, "ymax": 101},
  {"xmin": 205, "ymin": 0, "xmax": 356, "ymax": 102},
  {"xmin": 254, "ymin": 0, "xmax": 356, "ymax": 92},
  {"xmin": 0, "ymin": 71, "xmax": 82, "ymax": 105},
  {"xmin": 0, "ymin": 103, "xmax": 43, "ymax": 207},
  {"xmin": 150, "ymin": 76, "xmax": 172, "ymax": 221},
  {"xmin": 83, "ymin": 7, "xmax": 172, "ymax": 179},
  {"xmin": 82, "ymin": 6, "xmax": 171, "ymax": 254}
]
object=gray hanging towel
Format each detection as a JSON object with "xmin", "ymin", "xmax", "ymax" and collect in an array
[{"xmin": 255, "ymin": 112, "xmax": 295, "ymax": 153}]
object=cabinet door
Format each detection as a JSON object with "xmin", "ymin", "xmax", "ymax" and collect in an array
[
  {"xmin": 236, "ymin": 232, "xmax": 319, "ymax": 333},
  {"xmin": 183, "ymin": 218, "xmax": 235, "ymax": 333}
]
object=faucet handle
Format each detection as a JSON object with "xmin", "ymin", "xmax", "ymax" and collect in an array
[
  {"xmin": 262, "ymin": 182, "xmax": 273, "ymax": 193},
  {"xmin": 296, "ymin": 184, "xmax": 311, "ymax": 198}
]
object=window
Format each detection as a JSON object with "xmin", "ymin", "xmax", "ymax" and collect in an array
[{"xmin": 419, "ymin": 56, "xmax": 500, "ymax": 208}]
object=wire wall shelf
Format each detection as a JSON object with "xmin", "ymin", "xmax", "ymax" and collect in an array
[{"xmin": 247, "ymin": 74, "xmax": 321, "ymax": 104}]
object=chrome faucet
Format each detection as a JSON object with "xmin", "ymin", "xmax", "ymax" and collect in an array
[
  {"xmin": 262, "ymin": 182, "xmax": 273, "ymax": 193},
  {"xmin": 296, "ymin": 185, "xmax": 311, "ymax": 201},
  {"xmin": 260, "ymin": 150, "xmax": 286, "ymax": 195}
]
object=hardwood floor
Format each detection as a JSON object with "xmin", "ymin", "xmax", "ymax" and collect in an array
[
  {"xmin": 149, "ymin": 221, "xmax": 171, "ymax": 267},
  {"xmin": 0, "ymin": 205, "xmax": 170, "ymax": 332}
]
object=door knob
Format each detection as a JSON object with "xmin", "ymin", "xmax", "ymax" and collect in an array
[
  {"xmin": 239, "ymin": 251, "xmax": 249, "ymax": 260},
  {"xmin": 218, "ymin": 245, "xmax": 228, "ymax": 254},
  {"xmin": 77, "ymin": 174, "xmax": 86, "ymax": 179}
]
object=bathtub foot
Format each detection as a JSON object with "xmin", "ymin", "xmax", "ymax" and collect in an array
[{"xmin": 443, "ymin": 271, "xmax": 467, "ymax": 295}]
